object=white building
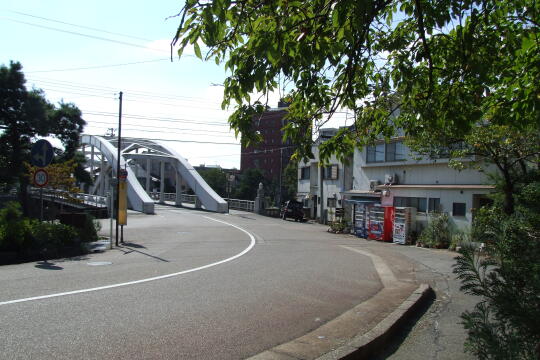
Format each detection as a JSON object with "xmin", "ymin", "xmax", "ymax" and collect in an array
[
  {"xmin": 297, "ymin": 129, "xmax": 353, "ymax": 223},
  {"xmin": 298, "ymin": 132, "xmax": 495, "ymax": 229}
]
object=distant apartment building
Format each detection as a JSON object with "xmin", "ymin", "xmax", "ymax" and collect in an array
[{"xmin": 240, "ymin": 101, "xmax": 296, "ymax": 199}]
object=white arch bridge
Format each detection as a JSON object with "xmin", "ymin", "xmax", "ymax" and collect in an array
[{"xmin": 79, "ymin": 135, "xmax": 228, "ymax": 214}]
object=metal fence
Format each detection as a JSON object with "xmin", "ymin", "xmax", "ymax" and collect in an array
[
  {"xmin": 150, "ymin": 192, "xmax": 198, "ymax": 204},
  {"xmin": 224, "ymin": 198, "xmax": 255, "ymax": 212},
  {"xmin": 148, "ymin": 192, "xmax": 255, "ymax": 212},
  {"xmin": 29, "ymin": 187, "xmax": 107, "ymax": 208}
]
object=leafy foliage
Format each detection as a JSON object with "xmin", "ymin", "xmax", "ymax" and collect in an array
[
  {"xmin": 198, "ymin": 167, "xmax": 228, "ymax": 196},
  {"xmin": 173, "ymin": 0, "xmax": 539, "ymax": 154},
  {"xmin": 417, "ymin": 211, "xmax": 452, "ymax": 248},
  {"xmin": 0, "ymin": 202, "xmax": 83, "ymax": 261},
  {"xmin": 232, "ymin": 168, "xmax": 265, "ymax": 200},
  {"xmin": 454, "ymin": 172, "xmax": 540, "ymax": 359},
  {"xmin": 0, "ymin": 61, "xmax": 88, "ymax": 201}
]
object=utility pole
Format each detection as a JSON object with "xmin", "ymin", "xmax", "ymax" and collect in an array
[{"xmin": 115, "ymin": 91, "xmax": 123, "ymax": 247}]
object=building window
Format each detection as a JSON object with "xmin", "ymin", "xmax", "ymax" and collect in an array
[
  {"xmin": 327, "ymin": 197, "xmax": 337, "ymax": 207},
  {"xmin": 453, "ymin": 202, "xmax": 466, "ymax": 216},
  {"xmin": 323, "ymin": 165, "xmax": 338, "ymax": 180},
  {"xmin": 394, "ymin": 197, "xmax": 427, "ymax": 212},
  {"xmin": 428, "ymin": 198, "xmax": 441, "ymax": 212},
  {"xmin": 367, "ymin": 143, "xmax": 385, "ymax": 163},
  {"xmin": 386, "ymin": 141, "xmax": 406, "ymax": 161},
  {"xmin": 300, "ymin": 167, "xmax": 310, "ymax": 180}
]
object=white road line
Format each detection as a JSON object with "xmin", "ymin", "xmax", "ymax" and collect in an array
[
  {"xmin": 340, "ymin": 245, "xmax": 398, "ymax": 287},
  {"xmin": 0, "ymin": 216, "xmax": 256, "ymax": 306}
]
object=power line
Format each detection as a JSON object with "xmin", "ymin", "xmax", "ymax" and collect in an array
[
  {"xmin": 26, "ymin": 58, "xmax": 171, "ymax": 73},
  {"xmin": 84, "ymin": 134, "xmax": 240, "ymax": 146},
  {"xmin": 2, "ymin": 17, "xmax": 170, "ymax": 53},
  {"xmin": 85, "ymin": 125, "xmax": 234, "ymax": 138},
  {"xmin": 9, "ymin": 10, "xmax": 154, "ymax": 42},
  {"xmin": 26, "ymin": 76, "xmax": 224, "ymax": 105},
  {"xmin": 87, "ymin": 120, "xmax": 232, "ymax": 134},
  {"xmin": 82, "ymin": 111, "xmax": 230, "ymax": 127}
]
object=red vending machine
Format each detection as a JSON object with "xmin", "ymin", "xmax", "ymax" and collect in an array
[{"xmin": 368, "ymin": 205, "xmax": 395, "ymax": 242}]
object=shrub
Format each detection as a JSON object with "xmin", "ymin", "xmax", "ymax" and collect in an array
[
  {"xmin": 29, "ymin": 221, "xmax": 79, "ymax": 250},
  {"xmin": 418, "ymin": 212, "xmax": 452, "ymax": 248},
  {"xmin": 0, "ymin": 202, "xmax": 34, "ymax": 252},
  {"xmin": 449, "ymin": 229, "xmax": 471, "ymax": 251},
  {"xmin": 78, "ymin": 214, "xmax": 99, "ymax": 243},
  {"xmin": 454, "ymin": 216, "xmax": 540, "ymax": 359},
  {"xmin": 0, "ymin": 201, "xmax": 83, "ymax": 261}
]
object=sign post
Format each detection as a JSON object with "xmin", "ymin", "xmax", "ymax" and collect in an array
[
  {"xmin": 118, "ymin": 168, "xmax": 128, "ymax": 244},
  {"xmin": 31, "ymin": 140, "xmax": 53, "ymax": 221},
  {"xmin": 33, "ymin": 169, "xmax": 49, "ymax": 221}
]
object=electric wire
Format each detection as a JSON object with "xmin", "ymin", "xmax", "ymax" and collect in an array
[
  {"xmin": 81, "ymin": 111, "xmax": 230, "ymax": 127},
  {"xmin": 87, "ymin": 120, "xmax": 232, "ymax": 134},
  {"xmin": 84, "ymin": 134, "xmax": 240, "ymax": 146},
  {"xmin": 26, "ymin": 58, "xmax": 171, "ymax": 73},
  {"xmin": 2, "ymin": 17, "xmax": 170, "ymax": 53},
  {"xmin": 9, "ymin": 10, "xmax": 154, "ymax": 42},
  {"xmin": 26, "ymin": 76, "xmax": 225, "ymax": 106}
]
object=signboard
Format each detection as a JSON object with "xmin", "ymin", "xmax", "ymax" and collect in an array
[
  {"xmin": 118, "ymin": 168, "xmax": 128, "ymax": 181},
  {"xmin": 118, "ymin": 181, "xmax": 128, "ymax": 225},
  {"xmin": 381, "ymin": 190, "xmax": 394, "ymax": 206},
  {"xmin": 31, "ymin": 139, "xmax": 54, "ymax": 168},
  {"xmin": 33, "ymin": 169, "xmax": 49, "ymax": 187}
]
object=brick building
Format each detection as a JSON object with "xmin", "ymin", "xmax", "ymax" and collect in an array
[{"xmin": 240, "ymin": 102, "xmax": 295, "ymax": 199}]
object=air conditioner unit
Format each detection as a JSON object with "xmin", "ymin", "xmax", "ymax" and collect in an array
[
  {"xmin": 384, "ymin": 173, "xmax": 399, "ymax": 185},
  {"xmin": 369, "ymin": 180, "xmax": 380, "ymax": 191}
]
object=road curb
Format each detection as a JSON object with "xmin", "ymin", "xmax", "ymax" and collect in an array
[
  {"xmin": 248, "ymin": 283, "xmax": 434, "ymax": 360},
  {"xmin": 316, "ymin": 283, "xmax": 434, "ymax": 360}
]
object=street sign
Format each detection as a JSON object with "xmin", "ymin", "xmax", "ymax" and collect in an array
[
  {"xmin": 31, "ymin": 139, "xmax": 54, "ymax": 168},
  {"xmin": 118, "ymin": 168, "xmax": 128, "ymax": 181},
  {"xmin": 33, "ymin": 169, "xmax": 49, "ymax": 187}
]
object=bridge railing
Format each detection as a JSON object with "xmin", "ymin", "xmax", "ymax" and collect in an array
[
  {"xmin": 147, "ymin": 192, "xmax": 254, "ymax": 212},
  {"xmin": 28, "ymin": 187, "xmax": 108, "ymax": 208},
  {"xmin": 149, "ymin": 192, "xmax": 198, "ymax": 204},
  {"xmin": 224, "ymin": 198, "xmax": 255, "ymax": 212}
]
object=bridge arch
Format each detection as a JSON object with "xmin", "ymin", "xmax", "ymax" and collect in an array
[{"xmin": 80, "ymin": 135, "xmax": 228, "ymax": 214}]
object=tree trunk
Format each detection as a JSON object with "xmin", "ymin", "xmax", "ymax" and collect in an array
[{"xmin": 501, "ymin": 170, "xmax": 515, "ymax": 215}]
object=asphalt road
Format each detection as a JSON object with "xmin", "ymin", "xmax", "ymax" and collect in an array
[{"xmin": 0, "ymin": 205, "xmax": 475, "ymax": 359}]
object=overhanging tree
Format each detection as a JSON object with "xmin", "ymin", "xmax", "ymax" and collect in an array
[
  {"xmin": 173, "ymin": 0, "xmax": 539, "ymax": 211},
  {"xmin": 0, "ymin": 61, "xmax": 89, "ymax": 203}
]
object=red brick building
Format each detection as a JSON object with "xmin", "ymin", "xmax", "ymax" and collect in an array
[{"xmin": 240, "ymin": 104, "xmax": 295, "ymax": 192}]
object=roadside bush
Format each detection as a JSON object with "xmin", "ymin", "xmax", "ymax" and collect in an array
[
  {"xmin": 417, "ymin": 212, "xmax": 452, "ymax": 248},
  {"xmin": 29, "ymin": 221, "xmax": 79, "ymax": 251},
  {"xmin": 78, "ymin": 214, "xmax": 99, "ymax": 243},
  {"xmin": 328, "ymin": 218, "xmax": 349, "ymax": 233},
  {"xmin": 454, "ymin": 214, "xmax": 540, "ymax": 359},
  {"xmin": 0, "ymin": 201, "xmax": 83, "ymax": 262},
  {"xmin": 0, "ymin": 202, "xmax": 34, "ymax": 252},
  {"xmin": 449, "ymin": 229, "xmax": 471, "ymax": 251},
  {"xmin": 454, "ymin": 171, "xmax": 540, "ymax": 359}
]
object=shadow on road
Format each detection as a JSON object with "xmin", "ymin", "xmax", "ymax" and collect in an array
[
  {"xmin": 35, "ymin": 261, "xmax": 63, "ymax": 270},
  {"xmin": 122, "ymin": 242, "xmax": 146, "ymax": 249},
  {"xmin": 118, "ymin": 245, "xmax": 169, "ymax": 262}
]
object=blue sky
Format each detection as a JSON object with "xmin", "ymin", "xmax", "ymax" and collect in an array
[{"xmin": 1, "ymin": 0, "xmax": 247, "ymax": 168}]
